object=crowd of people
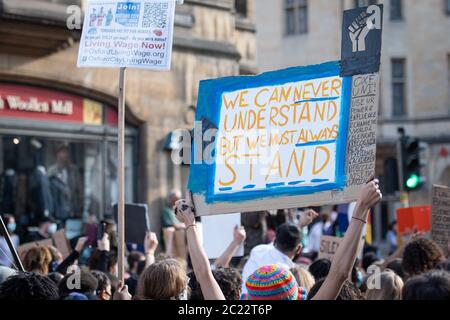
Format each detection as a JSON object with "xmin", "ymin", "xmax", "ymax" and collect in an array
[{"xmin": 0, "ymin": 178, "xmax": 449, "ymax": 300}]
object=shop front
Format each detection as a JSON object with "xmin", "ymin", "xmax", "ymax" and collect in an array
[{"xmin": 0, "ymin": 83, "xmax": 138, "ymax": 230}]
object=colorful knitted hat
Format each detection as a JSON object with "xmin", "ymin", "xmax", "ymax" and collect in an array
[{"xmin": 243, "ymin": 265, "xmax": 307, "ymax": 300}]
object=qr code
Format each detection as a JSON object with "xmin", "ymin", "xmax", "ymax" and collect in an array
[{"xmin": 142, "ymin": 2, "xmax": 169, "ymax": 29}]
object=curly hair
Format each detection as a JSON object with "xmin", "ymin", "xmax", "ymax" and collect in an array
[
  {"xmin": 0, "ymin": 272, "xmax": 59, "ymax": 300},
  {"xmin": 91, "ymin": 270, "xmax": 111, "ymax": 295},
  {"xmin": 188, "ymin": 267, "xmax": 242, "ymax": 300},
  {"xmin": 213, "ymin": 268, "xmax": 242, "ymax": 300},
  {"xmin": 402, "ymin": 238, "xmax": 445, "ymax": 277}
]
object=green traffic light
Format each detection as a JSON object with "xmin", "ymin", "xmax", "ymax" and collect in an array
[{"xmin": 406, "ymin": 174, "xmax": 421, "ymax": 189}]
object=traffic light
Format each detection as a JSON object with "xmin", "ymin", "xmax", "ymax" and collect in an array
[{"xmin": 400, "ymin": 136, "xmax": 423, "ymax": 191}]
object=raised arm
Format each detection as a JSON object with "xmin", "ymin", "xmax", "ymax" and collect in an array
[
  {"xmin": 214, "ymin": 225, "xmax": 246, "ymax": 268},
  {"xmin": 144, "ymin": 232, "xmax": 158, "ymax": 268},
  {"xmin": 313, "ymin": 178, "xmax": 382, "ymax": 300},
  {"xmin": 174, "ymin": 195, "xmax": 225, "ymax": 300},
  {"xmin": 56, "ymin": 236, "xmax": 88, "ymax": 275},
  {"xmin": 299, "ymin": 209, "xmax": 319, "ymax": 229}
]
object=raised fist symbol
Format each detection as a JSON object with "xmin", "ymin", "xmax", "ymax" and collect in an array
[
  {"xmin": 348, "ymin": 11, "xmax": 371, "ymax": 52},
  {"xmin": 348, "ymin": 5, "xmax": 381, "ymax": 53}
]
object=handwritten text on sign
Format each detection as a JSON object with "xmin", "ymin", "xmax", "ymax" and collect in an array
[
  {"xmin": 431, "ymin": 185, "xmax": 450, "ymax": 254},
  {"xmin": 318, "ymin": 235, "xmax": 364, "ymax": 261},
  {"xmin": 77, "ymin": 0, "xmax": 175, "ymax": 70},
  {"xmin": 215, "ymin": 75, "xmax": 347, "ymax": 196}
]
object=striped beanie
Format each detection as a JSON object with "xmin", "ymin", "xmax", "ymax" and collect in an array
[{"xmin": 243, "ymin": 265, "xmax": 307, "ymax": 300}]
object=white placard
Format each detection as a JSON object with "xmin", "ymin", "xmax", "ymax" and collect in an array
[
  {"xmin": 77, "ymin": 0, "xmax": 176, "ymax": 70},
  {"xmin": 201, "ymin": 213, "xmax": 244, "ymax": 259}
]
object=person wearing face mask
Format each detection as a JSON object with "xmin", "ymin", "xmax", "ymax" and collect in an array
[
  {"xmin": 48, "ymin": 145, "xmax": 83, "ymax": 221},
  {"xmin": 0, "ymin": 214, "xmax": 20, "ymax": 267},
  {"xmin": 27, "ymin": 217, "xmax": 58, "ymax": 242}
]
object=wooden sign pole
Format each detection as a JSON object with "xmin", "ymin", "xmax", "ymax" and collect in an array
[{"xmin": 117, "ymin": 67, "xmax": 127, "ymax": 283}]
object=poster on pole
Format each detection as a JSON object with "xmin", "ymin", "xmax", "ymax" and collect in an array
[
  {"xmin": 188, "ymin": 5, "xmax": 383, "ymax": 216},
  {"xmin": 188, "ymin": 62, "xmax": 380, "ymax": 216},
  {"xmin": 431, "ymin": 185, "xmax": 450, "ymax": 254},
  {"xmin": 77, "ymin": 0, "xmax": 176, "ymax": 70}
]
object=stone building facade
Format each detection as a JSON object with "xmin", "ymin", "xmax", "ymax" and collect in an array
[
  {"xmin": 254, "ymin": 0, "xmax": 450, "ymax": 241},
  {"xmin": 0, "ymin": 0, "xmax": 257, "ymax": 235}
]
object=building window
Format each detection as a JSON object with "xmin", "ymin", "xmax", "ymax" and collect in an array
[
  {"xmin": 235, "ymin": 0, "xmax": 247, "ymax": 18},
  {"xmin": 285, "ymin": 0, "xmax": 308, "ymax": 35},
  {"xmin": 390, "ymin": 0, "xmax": 403, "ymax": 20},
  {"xmin": 446, "ymin": 0, "xmax": 450, "ymax": 15},
  {"xmin": 354, "ymin": 0, "xmax": 377, "ymax": 8},
  {"xmin": 392, "ymin": 59, "xmax": 407, "ymax": 117}
]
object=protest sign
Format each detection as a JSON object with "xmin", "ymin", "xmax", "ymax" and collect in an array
[
  {"xmin": 188, "ymin": 5, "xmax": 383, "ymax": 216},
  {"xmin": 318, "ymin": 235, "xmax": 364, "ymax": 261},
  {"xmin": 77, "ymin": 0, "xmax": 176, "ymax": 70},
  {"xmin": 77, "ymin": 0, "xmax": 180, "ymax": 282},
  {"xmin": 113, "ymin": 203, "xmax": 151, "ymax": 245},
  {"xmin": 52, "ymin": 229, "xmax": 72, "ymax": 259},
  {"xmin": 431, "ymin": 185, "xmax": 450, "ymax": 254},
  {"xmin": 18, "ymin": 239, "xmax": 53, "ymax": 259},
  {"xmin": 188, "ymin": 62, "xmax": 380, "ymax": 216},
  {"xmin": 396, "ymin": 206, "xmax": 431, "ymax": 235},
  {"xmin": 201, "ymin": 213, "xmax": 243, "ymax": 259}
]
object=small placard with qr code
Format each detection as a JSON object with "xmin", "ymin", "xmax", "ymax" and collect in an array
[{"xmin": 77, "ymin": 0, "xmax": 176, "ymax": 70}]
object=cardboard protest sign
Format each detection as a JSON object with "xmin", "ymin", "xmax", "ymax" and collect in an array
[
  {"xmin": 396, "ymin": 206, "xmax": 431, "ymax": 235},
  {"xmin": 318, "ymin": 235, "xmax": 364, "ymax": 261},
  {"xmin": 77, "ymin": 0, "xmax": 176, "ymax": 70},
  {"xmin": 113, "ymin": 203, "xmax": 151, "ymax": 245},
  {"xmin": 201, "ymin": 213, "xmax": 244, "ymax": 259},
  {"xmin": 431, "ymin": 185, "xmax": 450, "ymax": 254},
  {"xmin": 188, "ymin": 61, "xmax": 381, "ymax": 216},
  {"xmin": 18, "ymin": 239, "xmax": 53, "ymax": 259},
  {"xmin": 52, "ymin": 229, "xmax": 72, "ymax": 259},
  {"xmin": 188, "ymin": 5, "xmax": 383, "ymax": 216}
]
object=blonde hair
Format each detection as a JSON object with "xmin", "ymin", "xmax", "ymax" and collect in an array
[
  {"xmin": 291, "ymin": 265, "xmax": 315, "ymax": 292},
  {"xmin": 366, "ymin": 269, "xmax": 404, "ymax": 300},
  {"xmin": 23, "ymin": 246, "xmax": 52, "ymax": 275},
  {"xmin": 137, "ymin": 259, "xmax": 188, "ymax": 300}
]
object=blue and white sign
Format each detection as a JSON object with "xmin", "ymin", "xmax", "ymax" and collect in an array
[{"xmin": 77, "ymin": 0, "xmax": 176, "ymax": 70}]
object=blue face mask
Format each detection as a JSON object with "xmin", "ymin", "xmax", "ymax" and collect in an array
[{"xmin": 7, "ymin": 223, "xmax": 16, "ymax": 233}]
